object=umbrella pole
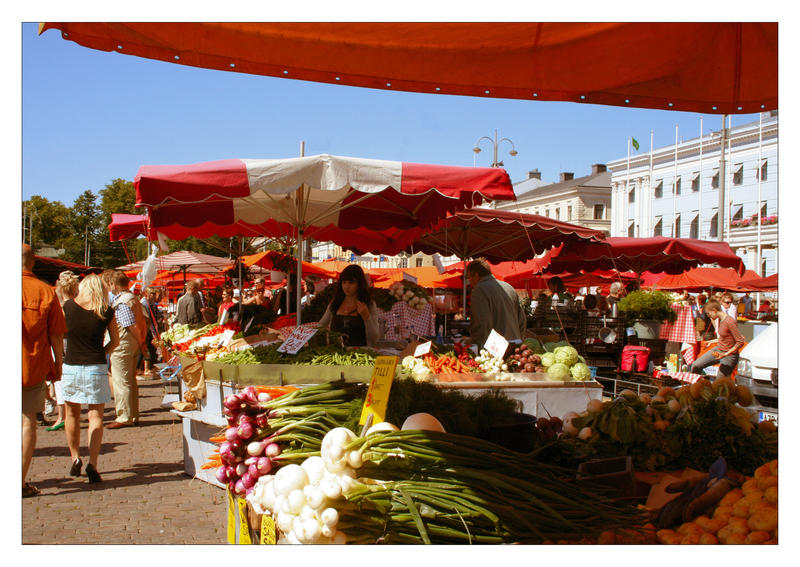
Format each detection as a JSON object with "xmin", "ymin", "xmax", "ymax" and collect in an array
[
  {"xmin": 462, "ymin": 257, "xmax": 469, "ymax": 320},
  {"xmin": 297, "ymin": 230, "xmax": 304, "ymax": 323}
]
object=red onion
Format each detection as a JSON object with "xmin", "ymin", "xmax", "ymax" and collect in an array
[
  {"xmin": 234, "ymin": 479, "xmax": 246, "ymax": 495},
  {"xmin": 244, "ymin": 456, "xmax": 259, "ymax": 466},
  {"xmin": 229, "ymin": 439, "xmax": 243, "ymax": 453},
  {"xmin": 215, "ymin": 466, "xmax": 229, "ymax": 484},
  {"xmin": 237, "ymin": 421, "xmax": 254, "ymax": 440},
  {"xmin": 226, "ymin": 416, "xmax": 237, "ymax": 427},
  {"xmin": 240, "ymin": 472, "xmax": 256, "ymax": 490},
  {"xmin": 236, "ymin": 463, "xmax": 248, "ymax": 476},
  {"xmin": 255, "ymin": 413, "xmax": 269, "ymax": 429},
  {"xmin": 257, "ymin": 457, "xmax": 272, "ymax": 475},
  {"xmin": 223, "ymin": 394, "xmax": 242, "ymax": 411},
  {"xmin": 265, "ymin": 442, "xmax": 282, "ymax": 458},
  {"xmin": 247, "ymin": 463, "xmax": 259, "ymax": 478},
  {"xmin": 240, "ymin": 386, "xmax": 259, "ymax": 404},
  {"xmin": 247, "ymin": 440, "xmax": 266, "ymax": 457},
  {"xmin": 225, "ymin": 427, "xmax": 239, "ymax": 442},
  {"xmin": 228, "ymin": 480, "xmax": 237, "ymax": 493}
]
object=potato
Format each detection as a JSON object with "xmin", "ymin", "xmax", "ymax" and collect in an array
[
  {"xmin": 754, "ymin": 464, "xmax": 771, "ymax": 478},
  {"xmin": 742, "ymin": 490, "xmax": 765, "ymax": 505},
  {"xmin": 657, "ymin": 529, "xmax": 679, "ymax": 545},
  {"xmin": 719, "ymin": 488, "xmax": 743, "ymax": 507},
  {"xmin": 723, "ymin": 533, "xmax": 747, "ymax": 545},
  {"xmin": 745, "ymin": 531, "xmax": 772, "ymax": 545},
  {"xmin": 693, "ymin": 515, "xmax": 713, "ymax": 530},
  {"xmin": 767, "ymin": 460, "xmax": 778, "ymax": 476},
  {"xmin": 732, "ymin": 500, "xmax": 751, "ymax": 518},
  {"xmin": 699, "ymin": 532, "xmax": 719, "ymax": 545},
  {"xmin": 748, "ymin": 510, "xmax": 778, "ymax": 532},
  {"xmin": 764, "ymin": 485, "xmax": 778, "ymax": 504},
  {"xmin": 678, "ymin": 522, "xmax": 705, "ymax": 535},
  {"xmin": 728, "ymin": 517, "xmax": 750, "ymax": 536},
  {"xmin": 680, "ymin": 533, "xmax": 701, "ymax": 544},
  {"xmin": 596, "ymin": 531, "xmax": 617, "ymax": 545},
  {"xmin": 756, "ymin": 475, "xmax": 778, "ymax": 491},
  {"xmin": 713, "ymin": 506, "xmax": 734, "ymax": 523},
  {"xmin": 741, "ymin": 478, "xmax": 759, "ymax": 495}
]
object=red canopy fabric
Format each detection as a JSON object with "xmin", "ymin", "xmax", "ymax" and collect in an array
[
  {"xmin": 408, "ymin": 208, "xmax": 604, "ymax": 264},
  {"xmin": 655, "ymin": 267, "xmax": 761, "ymax": 292},
  {"xmin": 735, "ymin": 272, "xmax": 778, "ymax": 292},
  {"xmin": 239, "ymin": 251, "xmax": 338, "ymax": 279},
  {"xmin": 108, "ymin": 213, "xmax": 153, "ymax": 241},
  {"xmin": 541, "ymin": 237, "xmax": 746, "ymax": 276},
  {"xmin": 40, "ymin": 22, "xmax": 777, "ymax": 114}
]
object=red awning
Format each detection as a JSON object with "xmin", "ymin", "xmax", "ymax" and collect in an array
[
  {"xmin": 540, "ymin": 237, "xmax": 746, "ymax": 276},
  {"xmin": 735, "ymin": 272, "xmax": 778, "ymax": 292},
  {"xmin": 40, "ymin": 22, "xmax": 777, "ymax": 114},
  {"xmin": 239, "ymin": 251, "xmax": 339, "ymax": 279},
  {"xmin": 109, "ymin": 213, "xmax": 153, "ymax": 241},
  {"xmin": 655, "ymin": 267, "xmax": 761, "ymax": 292}
]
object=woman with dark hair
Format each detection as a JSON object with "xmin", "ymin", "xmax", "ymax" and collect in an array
[{"xmin": 317, "ymin": 264, "xmax": 380, "ymax": 347}]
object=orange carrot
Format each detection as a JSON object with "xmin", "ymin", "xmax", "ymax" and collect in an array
[{"xmin": 208, "ymin": 435, "xmax": 226, "ymax": 443}]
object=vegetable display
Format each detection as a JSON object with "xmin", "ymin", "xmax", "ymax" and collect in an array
[
  {"xmin": 387, "ymin": 281, "xmax": 434, "ymax": 311},
  {"xmin": 545, "ymin": 376, "xmax": 778, "ymax": 475},
  {"xmin": 248, "ymin": 425, "xmax": 645, "ymax": 544}
]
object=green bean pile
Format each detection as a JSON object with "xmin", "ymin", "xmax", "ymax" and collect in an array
[{"xmin": 212, "ymin": 344, "xmax": 377, "ymax": 367}]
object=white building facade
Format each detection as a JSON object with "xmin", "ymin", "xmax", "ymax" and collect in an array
[{"xmin": 607, "ymin": 111, "xmax": 778, "ymax": 276}]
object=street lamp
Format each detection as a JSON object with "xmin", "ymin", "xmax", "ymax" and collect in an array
[{"xmin": 473, "ymin": 129, "xmax": 518, "ymax": 167}]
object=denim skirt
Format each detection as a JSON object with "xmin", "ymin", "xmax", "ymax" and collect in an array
[{"xmin": 61, "ymin": 363, "xmax": 112, "ymax": 405}]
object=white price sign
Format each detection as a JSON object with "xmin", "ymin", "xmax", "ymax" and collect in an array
[
  {"xmin": 277, "ymin": 326, "xmax": 318, "ymax": 355},
  {"xmin": 413, "ymin": 341, "xmax": 432, "ymax": 358},
  {"xmin": 483, "ymin": 329, "xmax": 509, "ymax": 360},
  {"xmin": 219, "ymin": 329, "xmax": 236, "ymax": 347}
]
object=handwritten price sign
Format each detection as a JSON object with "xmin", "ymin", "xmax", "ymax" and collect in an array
[
  {"xmin": 483, "ymin": 329, "xmax": 509, "ymax": 360},
  {"xmin": 359, "ymin": 356, "xmax": 399, "ymax": 426},
  {"xmin": 277, "ymin": 326, "xmax": 318, "ymax": 355}
]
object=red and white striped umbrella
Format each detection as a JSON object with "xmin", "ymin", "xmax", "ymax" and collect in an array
[{"xmin": 135, "ymin": 154, "xmax": 515, "ymax": 320}]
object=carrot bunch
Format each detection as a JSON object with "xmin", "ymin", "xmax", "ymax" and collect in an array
[{"xmin": 422, "ymin": 353, "xmax": 477, "ymax": 374}]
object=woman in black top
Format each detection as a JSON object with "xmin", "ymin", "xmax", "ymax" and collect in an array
[
  {"xmin": 318, "ymin": 265, "xmax": 380, "ymax": 347},
  {"xmin": 61, "ymin": 274, "xmax": 119, "ymax": 483}
]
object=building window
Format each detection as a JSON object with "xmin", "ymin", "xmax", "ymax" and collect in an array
[
  {"xmin": 674, "ymin": 215, "xmax": 681, "ymax": 238},
  {"xmin": 674, "ymin": 176, "xmax": 681, "ymax": 195},
  {"xmin": 415, "ymin": 257, "xmax": 423, "ymax": 268},
  {"xmin": 628, "ymin": 188, "xmax": 635, "ymax": 203},
  {"xmin": 653, "ymin": 217, "xmax": 662, "ymax": 236},
  {"xmin": 556, "ymin": 207, "xmax": 561, "ymax": 220},
  {"xmin": 567, "ymin": 205, "xmax": 572, "ymax": 220},
  {"xmin": 399, "ymin": 257, "xmax": 408, "ymax": 268},
  {"xmin": 654, "ymin": 180, "xmax": 663, "ymax": 199},
  {"xmin": 628, "ymin": 222, "xmax": 635, "ymax": 237},
  {"xmin": 711, "ymin": 170, "xmax": 720, "ymax": 189},
  {"xmin": 709, "ymin": 213, "xmax": 718, "ymax": 238},
  {"xmin": 757, "ymin": 159, "xmax": 768, "ymax": 181},
  {"xmin": 732, "ymin": 164, "xmax": 743, "ymax": 185},
  {"xmin": 732, "ymin": 205, "xmax": 743, "ymax": 222},
  {"xmin": 760, "ymin": 203, "xmax": 767, "ymax": 218},
  {"xmin": 690, "ymin": 215, "xmax": 699, "ymax": 239},
  {"xmin": 691, "ymin": 173, "xmax": 700, "ymax": 192},
  {"xmin": 545, "ymin": 209, "xmax": 549, "ymax": 218},
  {"xmin": 593, "ymin": 204, "xmax": 604, "ymax": 220}
]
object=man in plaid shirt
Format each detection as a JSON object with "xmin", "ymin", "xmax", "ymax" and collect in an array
[{"xmin": 107, "ymin": 271, "xmax": 146, "ymax": 428}]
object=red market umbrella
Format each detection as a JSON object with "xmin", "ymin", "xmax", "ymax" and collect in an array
[
  {"xmin": 134, "ymin": 154, "xmax": 515, "ymax": 321},
  {"xmin": 735, "ymin": 272, "xmax": 778, "ymax": 292},
  {"xmin": 540, "ymin": 237, "xmax": 746, "ymax": 281},
  {"xmin": 410, "ymin": 208, "xmax": 604, "ymax": 316},
  {"xmin": 239, "ymin": 251, "xmax": 338, "ymax": 280},
  {"xmin": 655, "ymin": 267, "xmax": 761, "ymax": 293},
  {"xmin": 108, "ymin": 213, "xmax": 154, "ymax": 241},
  {"xmin": 40, "ymin": 23, "xmax": 777, "ymax": 114}
]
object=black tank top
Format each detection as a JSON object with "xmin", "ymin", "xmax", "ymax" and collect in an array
[
  {"xmin": 331, "ymin": 311, "xmax": 367, "ymax": 347},
  {"xmin": 63, "ymin": 300, "xmax": 114, "ymax": 365}
]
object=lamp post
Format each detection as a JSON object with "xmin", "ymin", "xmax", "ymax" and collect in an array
[{"xmin": 473, "ymin": 129, "xmax": 518, "ymax": 168}]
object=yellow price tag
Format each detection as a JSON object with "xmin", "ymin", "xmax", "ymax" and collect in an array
[
  {"xmin": 237, "ymin": 497, "xmax": 252, "ymax": 544},
  {"xmin": 359, "ymin": 356, "xmax": 398, "ymax": 425},
  {"xmin": 226, "ymin": 489, "xmax": 236, "ymax": 544},
  {"xmin": 260, "ymin": 515, "xmax": 277, "ymax": 545}
]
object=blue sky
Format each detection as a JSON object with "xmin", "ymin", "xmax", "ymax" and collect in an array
[{"xmin": 21, "ymin": 21, "xmax": 767, "ymax": 205}]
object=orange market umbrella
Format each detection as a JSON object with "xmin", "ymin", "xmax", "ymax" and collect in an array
[{"xmin": 40, "ymin": 23, "xmax": 776, "ymax": 114}]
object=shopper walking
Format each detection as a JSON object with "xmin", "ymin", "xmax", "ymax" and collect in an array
[
  {"xmin": 175, "ymin": 279, "xmax": 203, "ymax": 325},
  {"xmin": 46, "ymin": 271, "xmax": 81, "ymax": 432},
  {"xmin": 22, "ymin": 245, "xmax": 67, "ymax": 497},
  {"xmin": 61, "ymin": 273, "xmax": 119, "ymax": 483},
  {"xmin": 465, "ymin": 259, "xmax": 527, "ymax": 348},
  {"xmin": 107, "ymin": 271, "xmax": 146, "ymax": 428}
]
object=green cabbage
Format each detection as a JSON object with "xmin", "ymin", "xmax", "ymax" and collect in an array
[
  {"xmin": 546, "ymin": 362, "xmax": 570, "ymax": 381},
  {"xmin": 554, "ymin": 346, "xmax": 579, "ymax": 366},
  {"xmin": 540, "ymin": 352, "xmax": 556, "ymax": 368},
  {"xmin": 570, "ymin": 362, "xmax": 592, "ymax": 381}
]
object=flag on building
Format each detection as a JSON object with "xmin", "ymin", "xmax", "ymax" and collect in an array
[{"xmin": 632, "ymin": 137, "xmax": 640, "ymax": 151}]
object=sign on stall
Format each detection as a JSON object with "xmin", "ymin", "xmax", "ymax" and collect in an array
[
  {"xmin": 277, "ymin": 326, "xmax": 318, "ymax": 355},
  {"xmin": 359, "ymin": 356, "xmax": 399, "ymax": 425},
  {"xmin": 483, "ymin": 329, "xmax": 509, "ymax": 360},
  {"xmin": 402, "ymin": 272, "xmax": 418, "ymax": 284},
  {"xmin": 413, "ymin": 340, "xmax": 432, "ymax": 357},
  {"xmin": 219, "ymin": 328, "xmax": 236, "ymax": 347}
]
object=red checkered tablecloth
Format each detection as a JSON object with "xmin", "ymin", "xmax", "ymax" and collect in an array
[
  {"xmin": 658, "ymin": 371, "xmax": 705, "ymax": 384},
  {"xmin": 659, "ymin": 304, "xmax": 697, "ymax": 343},
  {"xmin": 380, "ymin": 301, "xmax": 435, "ymax": 341}
]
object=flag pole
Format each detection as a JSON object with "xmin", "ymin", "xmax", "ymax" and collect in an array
[{"xmin": 626, "ymin": 137, "xmax": 630, "ymax": 236}]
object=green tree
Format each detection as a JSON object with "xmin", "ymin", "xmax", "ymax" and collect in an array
[
  {"xmin": 22, "ymin": 196, "xmax": 72, "ymax": 250},
  {"xmin": 61, "ymin": 190, "xmax": 102, "ymax": 264},
  {"xmin": 96, "ymin": 178, "xmax": 139, "ymax": 268}
]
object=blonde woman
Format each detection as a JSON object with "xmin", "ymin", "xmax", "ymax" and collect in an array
[
  {"xmin": 46, "ymin": 271, "xmax": 81, "ymax": 432},
  {"xmin": 61, "ymin": 274, "xmax": 119, "ymax": 483}
]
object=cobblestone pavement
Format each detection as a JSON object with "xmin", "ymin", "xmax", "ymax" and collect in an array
[{"xmin": 22, "ymin": 379, "xmax": 226, "ymax": 544}]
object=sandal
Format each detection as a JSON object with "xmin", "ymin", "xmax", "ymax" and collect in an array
[
  {"xmin": 46, "ymin": 421, "xmax": 65, "ymax": 431},
  {"xmin": 22, "ymin": 483, "xmax": 40, "ymax": 498}
]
